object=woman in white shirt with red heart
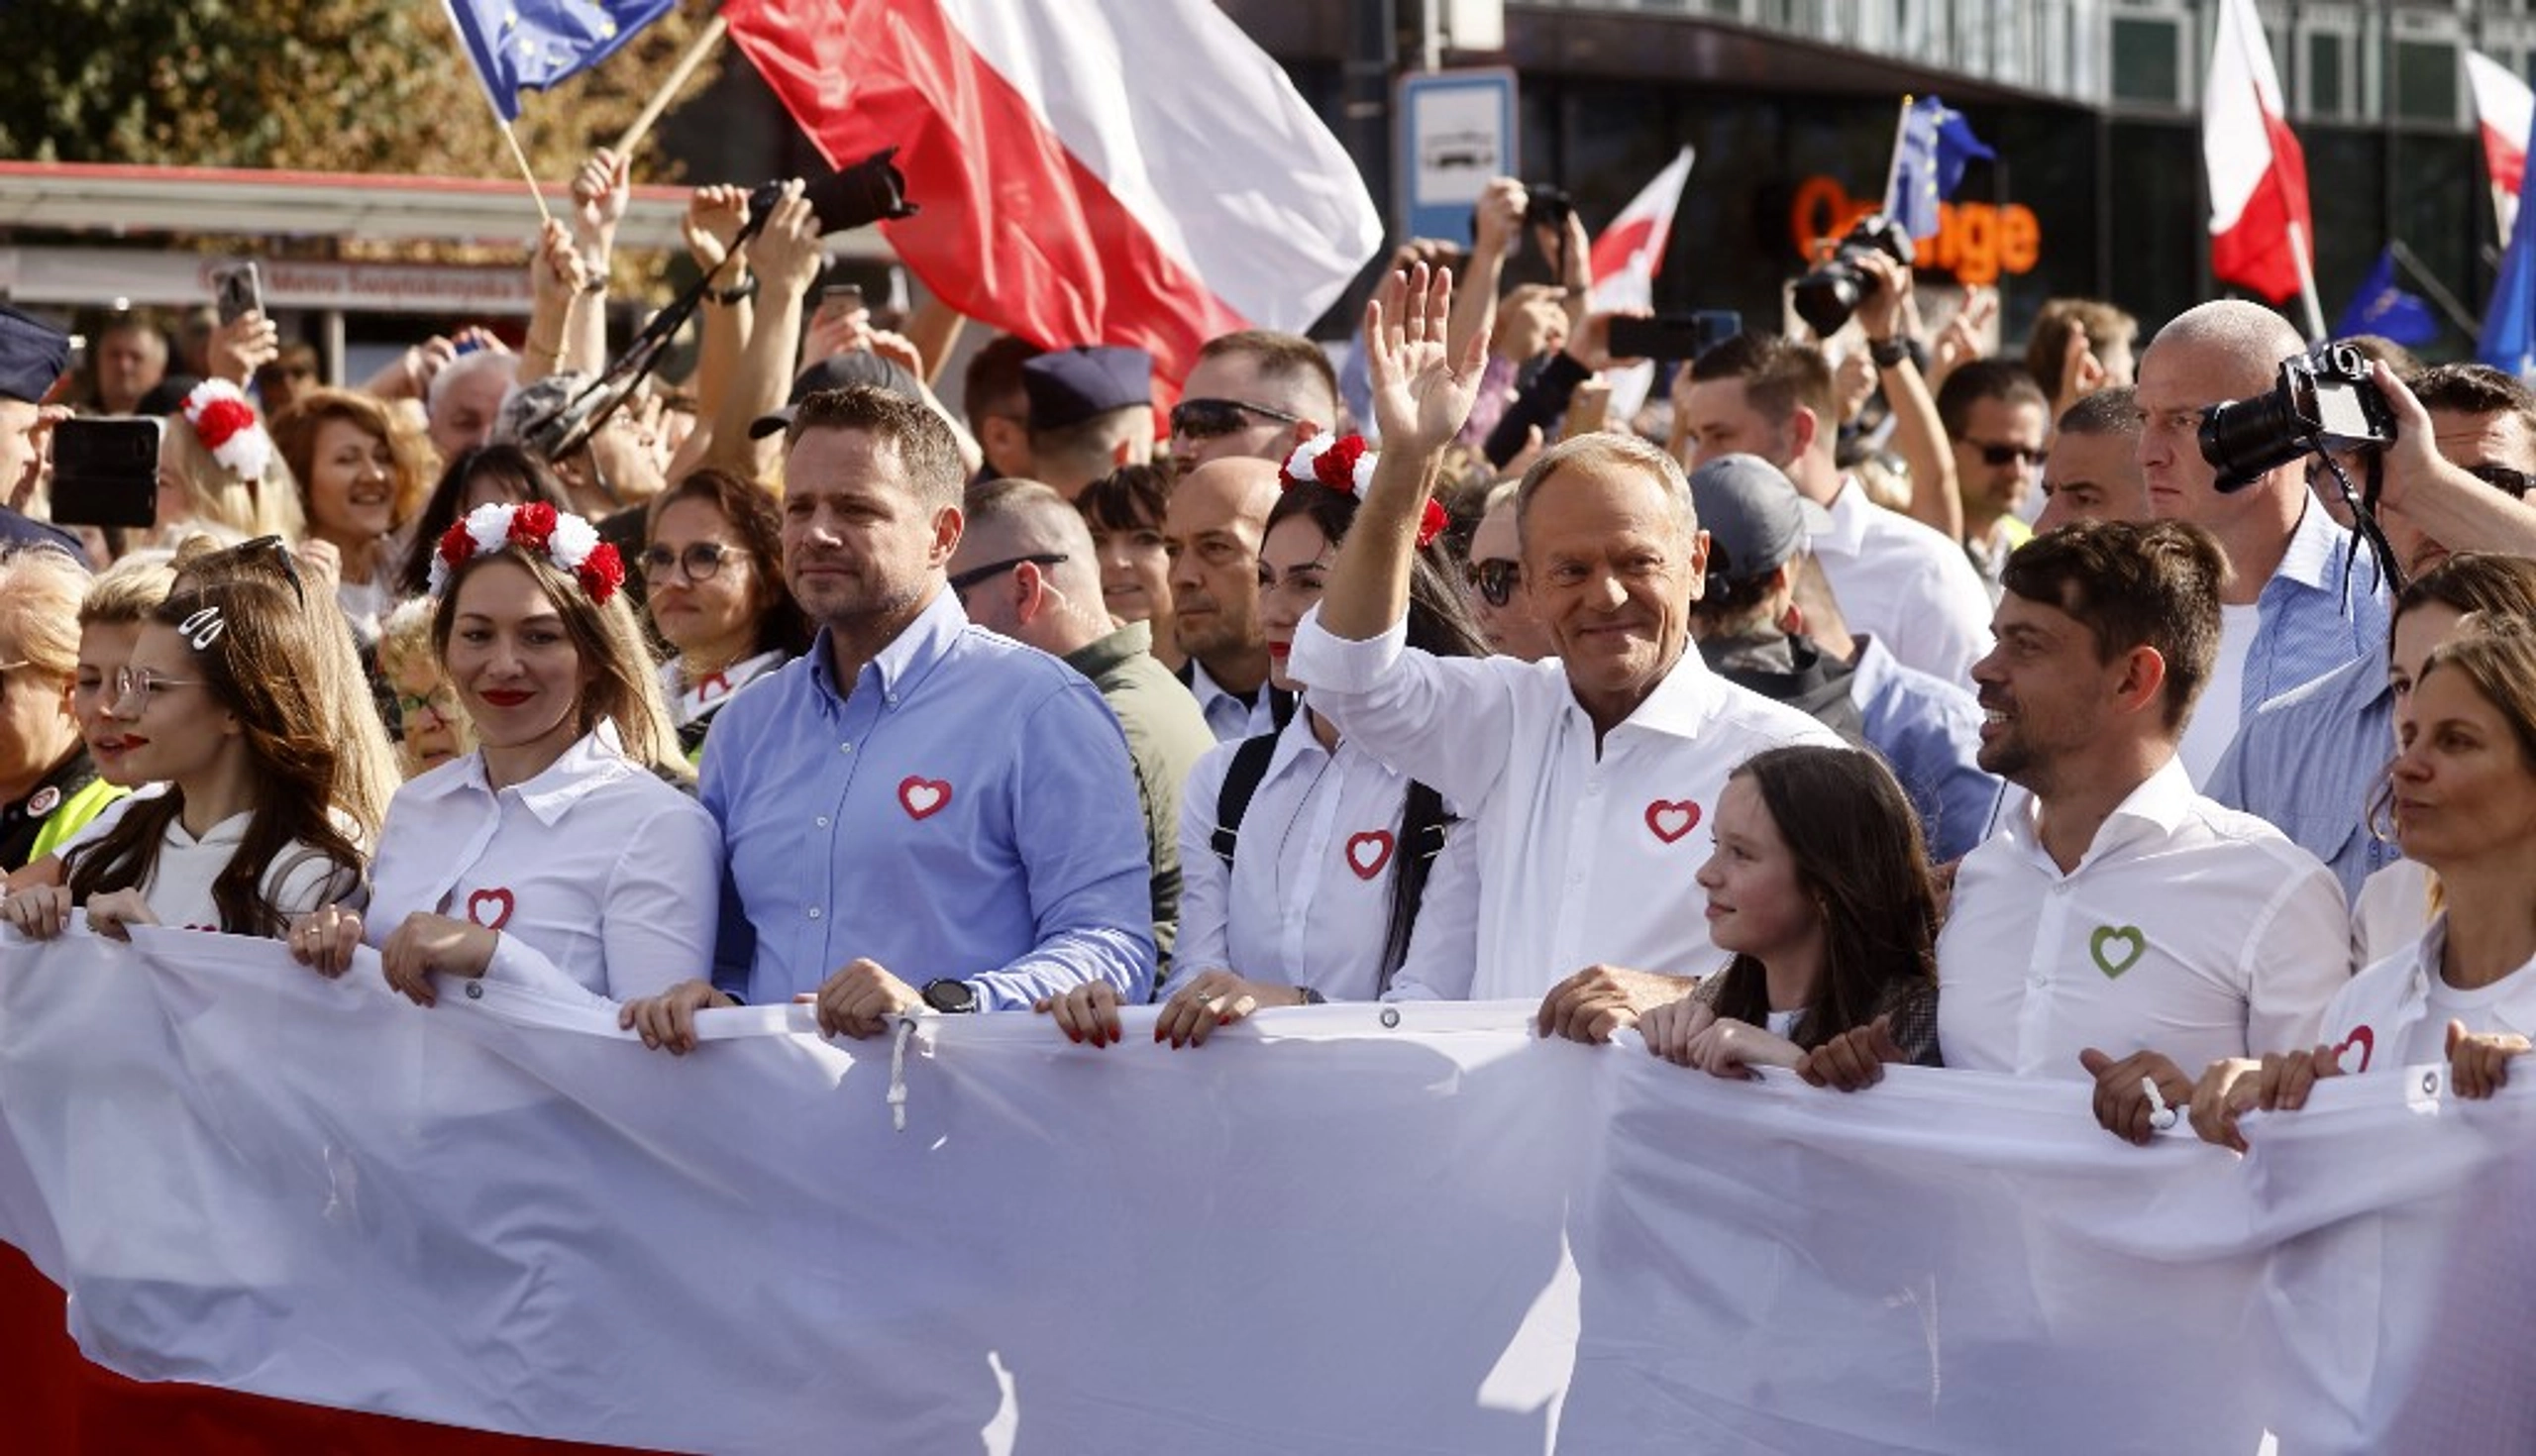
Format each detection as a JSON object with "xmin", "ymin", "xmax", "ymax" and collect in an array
[
  {"xmin": 1, "ymin": 573, "xmax": 366, "ymax": 940},
  {"xmin": 2192, "ymin": 613, "xmax": 2536, "ymax": 1148},
  {"xmin": 287, "ymin": 502, "xmax": 721, "ymax": 1009},
  {"xmin": 1038, "ymin": 438, "xmax": 1486, "ymax": 1048}
]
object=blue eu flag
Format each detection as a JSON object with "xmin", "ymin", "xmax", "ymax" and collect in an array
[
  {"xmin": 1887, "ymin": 96, "xmax": 1995, "ymax": 240},
  {"xmin": 442, "ymin": 0, "xmax": 676, "ymax": 122},
  {"xmin": 2336, "ymin": 247, "xmax": 2440, "ymax": 348}
]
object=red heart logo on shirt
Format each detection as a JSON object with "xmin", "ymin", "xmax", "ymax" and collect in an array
[
  {"xmin": 1644, "ymin": 800, "xmax": 1701, "ymax": 844},
  {"xmin": 1345, "ymin": 831, "xmax": 1395, "ymax": 881},
  {"xmin": 465, "ymin": 887, "xmax": 515, "ymax": 931},
  {"xmin": 2333, "ymin": 1024, "xmax": 2375, "ymax": 1075},
  {"xmin": 898, "ymin": 777, "xmax": 952, "ymax": 821}
]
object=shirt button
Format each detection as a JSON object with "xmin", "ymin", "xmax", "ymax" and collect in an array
[
  {"xmin": 816, "ymin": 816, "xmax": 830, "ymax": 828},
  {"xmin": 839, "ymin": 742, "xmax": 853, "ymax": 754},
  {"xmin": 885, "ymin": 692, "xmax": 899, "ymax": 706},
  {"xmin": 807, "ymin": 907, "xmax": 823, "ymax": 920}
]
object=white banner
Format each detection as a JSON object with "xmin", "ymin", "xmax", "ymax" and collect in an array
[{"xmin": 0, "ymin": 927, "xmax": 2531, "ymax": 1453}]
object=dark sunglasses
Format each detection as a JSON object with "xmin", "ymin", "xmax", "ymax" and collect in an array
[
  {"xmin": 2466, "ymin": 463, "xmax": 2536, "ymax": 500},
  {"xmin": 1466, "ymin": 558, "xmax": 1521, "ymax": 608},
  {"xmin": 949, "ymin": 553, "xmax": 1069, "ymax": 596},
  {"xmin": 1963, "ymin": 439, "xmax": 2047, "ymax": 468},
  {"xmin": 190, "ymin": 535, "xmax": 307, "ymax": 607},
  {"xmin": 1170, "ymin": 397, "xmax": 1306, "ymax": 440},
  {"xmin": 641, "ymin": 542, "xmax": 734, "ymax": 582}
]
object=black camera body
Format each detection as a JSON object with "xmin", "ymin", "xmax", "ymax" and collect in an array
[
  {"xmin": 2196, "ymin": 343, "xmax": 2396, "ymax": 493},
  {"xmin": 1791, "ymin": 213, "xmax": 1915, "ymax": 338},
  {"xmin": 1523, "ymin": 184, "xmax": 1575, "ymax": 231},
  {"xmin": 745, "ymin": 149, "xmax": 918, "ymax": 237}
]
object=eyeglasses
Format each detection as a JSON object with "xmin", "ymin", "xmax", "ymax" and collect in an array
[
  {"xmin": 110, "ymin": 666, "xmax": 207, "ymax": 716},
  {"xmin": 1962, "ymin": 440, "xmax": 2047, "ymax": 468},
  {"xmin": 641, "ymin": 542, "xmax": 736, "ymax": 583},
  {"xmin": 1169, "ymin": 397, "xmax": 1306, "ymax": 440},
  {"xmin": 2466, "ymin": 463, "xmax": 2536, "ymax": 500},
  {"xmin": 1465, "ymin": 559, "xmax": 1522, "ymax": 608},
  {"xmin": 948, "ymin": 554, "xmax": 1069, "ymax": 599}
]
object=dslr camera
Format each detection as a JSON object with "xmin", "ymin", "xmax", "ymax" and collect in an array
[
  {"xmin": 746, "ymin": 148, "xmax": 918, "ymax": 235},
  {"xmin": 1791, "ymin": 213, "xmax": 1915, "ymax": 338},
  {"xmin": 1522, "ymin": 183, "xmax": 1575, "ymax": 231},
  {"xmin": 2196, "ymin": 342, "xmax": 2396, "ymax": 492}
]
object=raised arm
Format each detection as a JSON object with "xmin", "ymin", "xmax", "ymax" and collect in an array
[
  {"xmin": 701, "ymin": 183, "xmax": 823, "ymax": 479},
  {"xmin": 1318, "ymin": 263, "xmax": 1493, "ymax": 643},
  {"xmin": 565, "ymin": 148, "xmax": 630, "ymax": 377},
  {"xmin": 1853, "ymin": 253, "xmax": 1963, "ymax": 542},
  {"xmin": 664, "ymin": 184, "xmax": 754, "ymax": 483}
]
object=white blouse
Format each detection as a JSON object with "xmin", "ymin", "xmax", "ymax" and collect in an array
[
  {"xmin": 74, "ymin": 806, "xmax": 356, "ymax": 935},
  {"xmin": 1174, "ymin": 712, "xmax": 1456, "ymax": 1003},
  {"xmin": 366, "ymin": 724, "xmax": 721, "ymax": 1004}
]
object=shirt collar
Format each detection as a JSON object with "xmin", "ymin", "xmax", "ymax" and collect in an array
[
  {"xmin": 405, "ymin": 721, "xmax": 633, "ymax": 827},
  {"xmin": 808, "ymin": 585, "xmax": 967, "ymax": 707},
  {"xmin": 2003, "ymin": 754, "xmax": 2197, "ymax": 868},
  {"xmin": 2273, "ymin": 494, "xmax": 2350, "ymax": 595},
  {"xmin": 1062, "ymin": 620, "xmax": 1153, "ymax": 681},
  {"xmin": 161, "ymin": 810, "xmax": 252, "ymax": 850},
  {"xmin": 1814, "ymin": 476, "xmax": 1872, "ymax": 555},
  {"xmin": 1563, "ymin": 646, "xmax": 1721, "ymax": 742},
  {"xmin": 1185, "ymin": 656, "xmax": 1256, "ymax": 713}
]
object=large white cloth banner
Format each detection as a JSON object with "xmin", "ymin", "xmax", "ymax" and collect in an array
[{"xmin": 0, "ymin": 927, "xmax": 2531, "ymax": 1453}]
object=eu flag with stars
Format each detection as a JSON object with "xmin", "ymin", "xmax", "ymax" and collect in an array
[
  {"xmin": 442, "ymin": 0, "xmax": 676, "ymax": 122},
  {"xmin": 2336, "ymin": 247, "xmax": 2439, "ymax": 348},
  {"xmin": 1887, "ymin": 96, "xmax": 1994, "ymax": 240}
]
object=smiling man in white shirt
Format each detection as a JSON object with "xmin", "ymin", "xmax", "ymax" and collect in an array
[
  {"xmin": 1290, "ymin": 265, "xmax": 1839, "ymax": 1043},
  {"xmin": 1935, "ymin": 519, "xmax": 2349, "ymax": 1142}
]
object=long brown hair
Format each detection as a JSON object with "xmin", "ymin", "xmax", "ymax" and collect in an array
[
  {"xmin": 432, "ymin": 548, "xmax": 685, "ymax": 778},
  {"xmin": 1702, "ymin": 746, "xmax": 1940, "ymax": 1049},
  {"xmin": 65, "ymin": 578, "xmax": 366, "ymax": 934},
  {"xmin": 269, "ymin": 387, "xmax": 434, "ymax": 531}
]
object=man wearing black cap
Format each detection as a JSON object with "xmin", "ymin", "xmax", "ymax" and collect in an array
[
  {"xmin": 1021, "ymin": 345, "xmax": 1153, "ymax": 499},
  {"xmin": 0, "ymin": 306, "xmax": 88, "ymax": 558}
]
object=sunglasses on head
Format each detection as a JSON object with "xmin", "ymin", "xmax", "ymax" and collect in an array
[
  {"xmin": 949, "ymin": 553, "xmax": 1069, "ymax": 598},
  {"xmin": 189, "ymin": 535, "xmax": 307, "ymax": 608},
  {"xmin": 2467, "ymin": 463, "xmax": 2536, "ymax": 500},
  {"xmin": 1466, "ymin": 558, "xmax": 1521, "ymax": 608},
  {"xmin": 1964, "ymin": 440, "xmax": 2047, "ymax": 468},
  {"xmin": 1170, "ymin": 397, "xmax": 1306, "ymax": 440}
]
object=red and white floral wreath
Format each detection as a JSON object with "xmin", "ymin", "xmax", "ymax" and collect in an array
[
  {"xmin": 429, "ymin": 500, "xmax": 625, "ymax": 605},
  {"xmin": 180, "ymin": 380, "xmax": 273, "ymax": 482},
  {"xmin": 1281, "ymin": 433, "xmax": 1448, "ymax": 549}
]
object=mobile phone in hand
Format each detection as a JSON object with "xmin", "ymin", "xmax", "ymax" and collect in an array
[
  {"xmin": 49, "ymin": 418, "xmax": 160, "ymax": 529},
  {"xmin": 211, "ymin": 260, "xmax": 264, "ymax": 325}
]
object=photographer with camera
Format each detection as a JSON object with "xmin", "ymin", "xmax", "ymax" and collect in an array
[
  {"xmin": 2209, "ymin": 361, "xmax": 2536, "ymax": 901},
  {"xmin": 2134, "ymin": 301, "xmax": 2388, "ymax": 786}
]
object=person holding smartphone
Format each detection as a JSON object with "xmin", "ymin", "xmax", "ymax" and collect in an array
[{"xmin": 0, "ymin": 306, "xmax": 84, "ymax": 558}]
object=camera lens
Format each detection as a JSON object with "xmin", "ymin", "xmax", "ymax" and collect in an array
[
  {"xmin": 1791, "ymin": 265, "xmax": 1864, "ymax": 338},
  {"xmin": 2196, "ymin": 392, "xmax": 2309, "ymax": 493}
]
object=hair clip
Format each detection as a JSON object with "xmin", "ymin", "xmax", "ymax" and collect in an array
[{"xmin": 178, "ymin": 605, "xmax": 226, "ymax": 651}]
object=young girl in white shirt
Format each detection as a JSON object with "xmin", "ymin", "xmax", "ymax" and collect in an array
[
  {"xmin": 2194, "ymin": 614, "xmax": 2536, "ymax": 1148},
  {"xmin": 1, "ymin": 574, "xmax": 366, "ymax": 939},
  {"xmin": 1039, "ymin": 437, "xmax": 1487, "ymax": 1048},
  {"xmin": 288, "ymin": 502, "xmax": 721, "ymax": 1008}
]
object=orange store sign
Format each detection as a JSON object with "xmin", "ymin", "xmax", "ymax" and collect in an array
[{"xmin": 1789, "ymin": 176, "xmax": 2040, "ymax": 287}]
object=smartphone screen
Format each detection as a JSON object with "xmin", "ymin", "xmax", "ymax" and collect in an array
[
  {"xmin": 50, "ymin": 418, "xmax": 160, "ymax": 529},
  {"xmin": 211, "ymin": 261, "xmax": 264, "ymax": 325}
]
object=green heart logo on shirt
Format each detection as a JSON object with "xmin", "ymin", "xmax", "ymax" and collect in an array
[{"xmin": 2090, "ymin": 924, "xmax": 2146, "ymax": 979}]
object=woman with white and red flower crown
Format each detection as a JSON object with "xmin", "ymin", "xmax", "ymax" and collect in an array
[
  {"xmin": 285, "ymin": 501, "xmax": 723, "ymax": 1009},
  {"xmin": 1036, "ymin": 431, "xmax": 1489, "ymax": 1049}
]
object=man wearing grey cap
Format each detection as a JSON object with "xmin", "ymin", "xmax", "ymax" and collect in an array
[
  {"xmin": 0, "ymin": 306, "xmax": 87, "ymax": 558},
  {"xmin": 1688, "ymin": 453, "xmax": 1998, "ymax": 861},
  {"xmin": 1022, "ymin": 345, "xmax": 1154, "ymax": 499}
]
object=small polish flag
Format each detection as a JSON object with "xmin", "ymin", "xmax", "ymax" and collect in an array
[
  {"xmin": 1586, "ymin": 147, "xmax": 1695, "ymax": 427},
  {"xmin": 2468, "ymin": 52, "xmax": 2533, "ymax": 244},
  {"xmin": 2202, "ymin": 0, "xmax": 2314, "ymax": 309}
]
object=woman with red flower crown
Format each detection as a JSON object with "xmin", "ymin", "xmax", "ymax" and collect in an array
[{"xmin": 284, "ymin": 501, "xmax": 724, "ymax": 1009}]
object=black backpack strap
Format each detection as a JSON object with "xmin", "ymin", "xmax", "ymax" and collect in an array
[
  {"xmin": 1209, "ymin": 731, "xmax": 1282, "ymax": 869},
  {"xmin": 1269, "ymin": 685, "xmax": 1298, "ymax": 731},
  {"xmin": 1377, "ymin": 780, "xmax": 1455, "ymax": 993}
]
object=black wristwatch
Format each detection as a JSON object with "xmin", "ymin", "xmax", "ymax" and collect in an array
[
  {"xmin": 708, "ymin": 273, "xmax": 760, "ymax": 306},
  {"xmin": 1867, "ymin": 336, "xmax": 1911, "ymax": 369},
  {"xmin": 921, "ymin": 978, "xmax": 979, "ymax": 1014}
]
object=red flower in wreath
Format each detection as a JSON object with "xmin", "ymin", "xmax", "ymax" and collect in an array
[
  {"xmin": 191, "ymin": 397, "xmax": 257, "ymax": 451},
  {"xmin": 1312, "ymin": 434, "xmax": 1366, "ymax": 490},
  {"xmin": 575, "ymin": 542, "xmax": 626, "ymax": 604},
  {"xmin": 507, "ymin": 501, "xmax": 559, "ymax": 552},
  {"xmin": 437, "ymin": 519, "xmax": 476, "ymax": 572}
]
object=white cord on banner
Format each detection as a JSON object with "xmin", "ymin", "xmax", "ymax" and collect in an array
[
  {"xmin": 888, "ymin": 1012, "xmax": 917, "ymax": 1133},
  {"xmin": 2143, "ymin": 1076, "xmax": 2177, "ymax": 1132}
]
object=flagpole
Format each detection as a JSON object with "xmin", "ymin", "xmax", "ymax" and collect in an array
[
  {"xmin": 1881, "ymin": 95, "xmax": 1914, "ymax": 214},
  {"xmin": 2284, "ymin": 221, "xmax": 2326, "ymax": 342},
  {"xmin": 496, "ymin": 120, "xmax": 557, "ymax": 226},
  {"xmin": 613, "ymin": 15, "xmax": 727, "ymax": 160},
  {"xmin": 2387, "ymin": 239, "xmax": 2483, "ymax": 337}
]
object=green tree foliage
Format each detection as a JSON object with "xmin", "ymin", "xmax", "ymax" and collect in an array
[{"xmin": 0, "ymin": 0, "xmax": 716, "ymax": 182}]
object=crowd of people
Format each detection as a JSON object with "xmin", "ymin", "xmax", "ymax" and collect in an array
[{"xmin": 5, "ymin": 153, "xmax": 2536, "ymax": 1149}]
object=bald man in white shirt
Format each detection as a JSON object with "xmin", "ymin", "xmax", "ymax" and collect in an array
[
  {"xmin": 1929, "ymin": 519, "xmax": 2350, "ymax": 1142},
  {"xmin": 1290, "ymin": 265, "xmax": 1840, "ymax": 1043}
]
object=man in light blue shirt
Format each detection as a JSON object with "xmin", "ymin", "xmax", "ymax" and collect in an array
[{"xmin": 621, "ymin": 386, "xmax": 1154, "ymax": 1052}]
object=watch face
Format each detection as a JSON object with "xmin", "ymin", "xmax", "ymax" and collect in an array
[{"xmin": 923, "ymin": 979, "xmax": 974, "ymax": 1013}]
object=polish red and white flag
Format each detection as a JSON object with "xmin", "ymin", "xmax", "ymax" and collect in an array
[
  {"xmin": 1585, "ymin": 146, "xmax": 1695, "ymax": 425},
  {"xmin": 722, "ymin": 0, "xmax": 1383, "ymax": 386},
  {"xmin": 2469, "ymin": 51, "xmax": 2533, "ymax": 244},
  {"xmin": 2202, "ymin": 0, "xmax": 2313, "ymax": 306}
]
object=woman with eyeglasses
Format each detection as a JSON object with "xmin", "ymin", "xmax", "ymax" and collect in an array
[
  {"xmin": 0, "ymin": 574, "xmax": 366, "ymax": 941},
  {"xmin": 1038, "ymin": 432, "xmax": 1488, "ymax": 1047},
  {"xmin": 640, "ymin": 469, "xmax": 812, "ymax": 761},
  {"xmin": 1075, "ymin": 463, "xmax": 1181, "ymax": 671}
]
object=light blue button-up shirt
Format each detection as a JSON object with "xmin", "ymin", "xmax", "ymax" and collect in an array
[
  {"xmin": 2205, "ymin": 641, "xmax": 2398, "ymax": 905},
  {"xmin": 700, "ymin": 589, "xmax": 1156, "ymax": 1009},
  {"xmin": 1847, "ymin": 633, "xmax": 2001, "ymax": 863},
  {"xmin": 2244, "ymin": 496, "xmax": 2389, "ymax": 713}
]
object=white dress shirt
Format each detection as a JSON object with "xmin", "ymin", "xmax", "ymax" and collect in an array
[
  {"xmin": 1175, "ymin": 711, "xmax": 1473, "ymax": 1002},
  {"xmin": 124, "ymin": 811, "xmax": 358, "ymax": 934},
  {"xmin": 1937, "ymin": 755, "xmax": 2351, "ymax": 1079},
  {"xmin": 1186, "ymin": 658, "xmax": 1282, "ymax": 743},
  {"xmin": 369, "ymin": 724, "xmax": 722, "ymax": 1004},
  {"xmin": 1288, "ymin": 608, "xmax": 1842, "ymax": 1000},
  {"xmin": 2320, "ymin": 914, "xmax": 2536, "ymax": 1074},
  {"xmin": 1813, "ymin": 476, "xmax": 1996, "ymax": 687},
  {"xmin": 2350, "ymin": 858, "xmax": 2433, "ymax": 973}
]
